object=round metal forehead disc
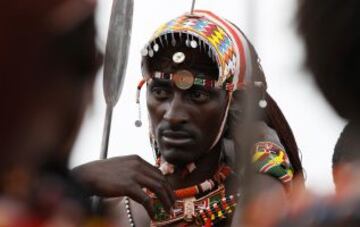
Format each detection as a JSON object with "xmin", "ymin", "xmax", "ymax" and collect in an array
[
  {"xmin": 172, "ymin": 52, "xmax": 186, "ymax": 64},
  {"xmin": 173, "ymin": 70, "xmax": 194, "ymax": 90}
]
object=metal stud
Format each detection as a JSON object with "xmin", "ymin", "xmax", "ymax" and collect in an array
[
  {"xmin": 171, "ymin": 32, "xmax": 176, "ymax": 47},
  {"xmin": 173, "ymin": 70, "xmax": 195, "ymax": 90},
  {"xmin": 148, "ymin": 49, "xmax": 154, "ymax": 57},
  {"xmin": 191, "ymin": 40, "xmax": 198, "ymax": 48},
  {"xmin": 172, "ymin": 52, "xmax": 186, "ymax": 64},
  {"xmin": 179, "ymin": 32, "xmax": 183, "ymax": 43},
  {"xmin": 186, "ymin": 33, "xmax": 190, "ymax": 47},
  {"xmin": 203, "ymin": 41, "xmax": 207, "ymax": 52},
  {"xmin": 159, "ymin": 36, "xmax": 164, "ymax": 48},
  {"xmin": 141, "ymin": 47, "xmax": 148, "ymax": 56},
  {"xmin": 164, "ymin": 33, "xmax": 169, "ymax": 46},
  {"xmin": 153, "ymin": 43, "xmax": 159, "ymax": 52}
]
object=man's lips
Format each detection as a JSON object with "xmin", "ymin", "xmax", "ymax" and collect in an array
[{"xmin": 160, "ymin": 130, "xmax": 194, "ymax": 146}]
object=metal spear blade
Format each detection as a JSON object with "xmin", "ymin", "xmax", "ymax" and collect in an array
[
  {"xmin": 103, "ymin": 0, "xmax": 133, "ymax": 107},
  {"xmin": 100, "ymin": 0, "xmax": 134, "ymax": 160}
]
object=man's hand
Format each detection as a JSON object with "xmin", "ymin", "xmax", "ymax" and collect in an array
[{"xmin": 72, "ymin": 155, "xmax": 175, "ymax": 217}]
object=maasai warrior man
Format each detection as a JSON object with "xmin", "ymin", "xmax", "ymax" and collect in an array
[{"xmin": 74, "ymin": 10, "xmax": 303, "ymax": 227}]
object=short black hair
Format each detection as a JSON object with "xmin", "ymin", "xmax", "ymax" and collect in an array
[
  {"xmin": 297, "ymin": 0, "xmax": 360, "ymax": 120},
  {"xmin": 333, "ymin": 121, "xmax": 360, "ymax": 167}
]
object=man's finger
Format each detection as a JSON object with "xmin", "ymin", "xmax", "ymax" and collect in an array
[
  {"xmin": 131, "ymin": 156, "xmax": 176, "ymax": 205},
  {"xmin": 135, "ymin": 175, "xmax": 174, "ymax": 213},
  {"xmin": 127, "ymin": 186, "xmax": 155, "ymax": 218}
]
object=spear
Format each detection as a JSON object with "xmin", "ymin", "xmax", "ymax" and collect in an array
[
  {"xmin": 190, "ymin": 0, "xmax": 196, "ymax": 14},
  {"xmin": 100, "ymin": 0, "xmax": 134, "ymax": 160}
]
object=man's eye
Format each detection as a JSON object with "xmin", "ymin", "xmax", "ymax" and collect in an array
[
  {"xmin": 189, "ymin": 90, "xmax": 210, "ymax": 103},
  {"xmin": 151, "ymin": 87, "xmax": 171, "ymax": 99}
]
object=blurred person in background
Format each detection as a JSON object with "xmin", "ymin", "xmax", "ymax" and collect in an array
[
  {"xmin": 297, "ymin": 0, "xmax": 360, "ymax": 207},
  {"xmin": 0, "ymin": 0, "xmax": 115, "ymax": 225},
  {"xmin": 268, "ymin": 0, "xmax": 360, "ymax": 226},
  {"xmin": 276, "ymin": 121, "xmax": 360, "ymax": 227},
  {"xmin": 332, "ymin": 121, "xmax": 360, "ymax": 197},
  {"xmin": 298, "ymin": 0, "xmax": 360, "ymax": 121}
]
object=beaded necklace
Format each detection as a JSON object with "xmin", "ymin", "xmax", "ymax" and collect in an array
[
  {"xmin": 174, "ymin": 165, "xmax": 232, "ymax": 199},
  {"xmin": 149, "ymin": 184, "xmax": 240, "ymax": 227},
  {"xmin": 125, "ymin": 164, "xmax": 239, "ymax": 227}
]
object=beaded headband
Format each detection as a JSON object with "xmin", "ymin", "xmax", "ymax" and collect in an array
[{"xmin": 152, "ymin": 70, "xmax": 234, "ymax": 91}]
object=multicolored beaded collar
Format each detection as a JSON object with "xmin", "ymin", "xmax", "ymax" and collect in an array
[
  {"xmin": 150, "ymin": 185, "xmax": 239, "ymax": 227},
  {"xmin": 143, "ymin": 164, "xmax": 238, "ymax": 227},
  {"xmin": 124, "ymin": 164, "xmax": 238, "ymax": 227}
]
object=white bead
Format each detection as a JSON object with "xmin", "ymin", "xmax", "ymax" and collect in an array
[
  {"xmin": 141, "ymin": 48, "xmax": 148, "ymax": 57},
  {"xmin": 186, "ymin": 162, "xmax": 196, "ymax": 173},
  {"xmin": 259, "ymin": 99, "xmax": 267, "ymax": 108},
  {"xmin": 172, "ymin": 52, "xmax": 186, "ymax": 64},
  {"xmin": 191, "ymin": 40, "xmax": 198, "ymax": 48},
  {"xmin": 254, "ymin": 81, "xmax": 263, "ymax": 87},
  {"xmin": 153, "ymin": 43, "xmax": 159, "ymax": 52},
  {"xmin": 148, "ymin": 49, "xmax": 154, "ymax": 57}
]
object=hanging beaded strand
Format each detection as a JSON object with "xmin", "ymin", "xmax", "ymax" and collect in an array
[
  {"xmin": 135, "ymin": 79, "xmax": 146, "ymax": 127},
  {"xmin": 198, "ymin": 193, "xmax": 240, "ymax": 227},
  {"xmin": 125, "ymin": 197, "xmax": 135, "ymax": 227}
]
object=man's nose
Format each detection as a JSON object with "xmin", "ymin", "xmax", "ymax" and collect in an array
[{"xmin": 163, "ymin": 93, "xmax": 189, "ymax": 125}]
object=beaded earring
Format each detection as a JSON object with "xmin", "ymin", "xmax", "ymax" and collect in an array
[{"xmin": 135, "ymin": 79, "xmax": 145, "ymax": 127}]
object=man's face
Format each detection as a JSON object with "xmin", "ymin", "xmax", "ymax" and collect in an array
[{"xmin": 146, "ymin": 70, "xmax": 227, "ymax": 166}]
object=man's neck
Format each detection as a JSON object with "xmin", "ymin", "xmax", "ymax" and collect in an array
[{"xmin": 165, "ymin": 143, "xmax": 222, "ymax": 190}]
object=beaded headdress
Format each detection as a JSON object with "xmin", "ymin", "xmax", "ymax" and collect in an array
[{"xmin": 141, "ymin": 10, "xmax": 253, "ymax": 91}]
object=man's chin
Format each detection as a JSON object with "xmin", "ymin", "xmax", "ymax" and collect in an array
[{"xmin": 161, "ymin": 148, "xmax": 196, "ymax": 166}]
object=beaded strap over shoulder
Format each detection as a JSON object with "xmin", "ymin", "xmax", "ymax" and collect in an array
[{"xmin": 252, "ymin": 141, "xmax": 294, "ymax": 184}]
